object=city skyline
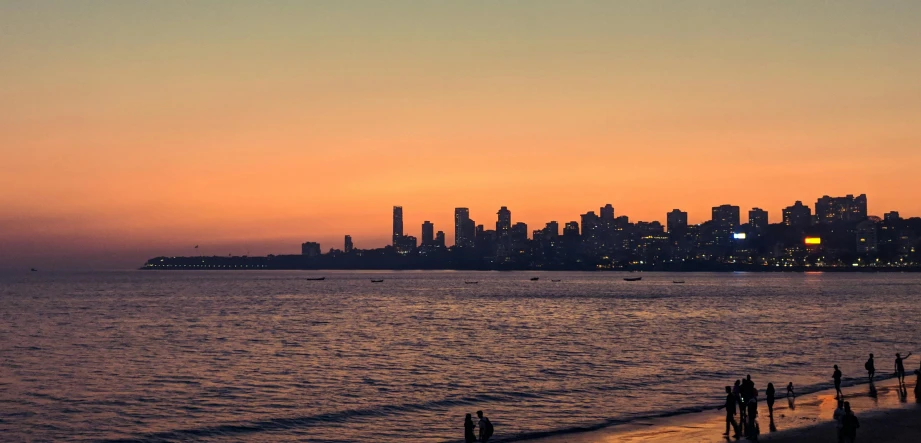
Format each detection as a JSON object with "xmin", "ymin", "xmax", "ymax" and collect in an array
[{"xmin": 3, "ymin": 2, "xmax": 921, "ymax": 269}]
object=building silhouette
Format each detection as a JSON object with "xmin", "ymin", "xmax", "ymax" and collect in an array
[
  {"xmin": 667, "ymin": 209, "xmax": 688, "ymax": 236},
  {"xmin": 301, "ymin": 242, "xmax": 321, "ymax": 257},
  {"xmin": 435, "ymin": 231, "xmax": 446, "ymax": 248},
  {"xmin": 421, "ymin": 221, "xmax": 434, "ymax": 245},
  {"xmin": 392, "ymin": 206, "xmax": 403, "ymax": 246},
  {"xmin": 749, "ymin": 208, "xmax": 769, "ymax": 232},
  {"xmin": 454, "ymin": 208, "xmax": 474, "ymax": 248},
  {"xmin": 816, "ymin": 194, "xmax": 868, "ymax": 224},
  {"xmin": 782, "ymin": 201, "xmax": 812, "ymax": 228},
  {"xmin": 344, "ymin": 235, "xmax": 353, "ymax": 253},
  {"xmin": 496, "ymin": 206, "xmax": 512, "ymax": 237}
]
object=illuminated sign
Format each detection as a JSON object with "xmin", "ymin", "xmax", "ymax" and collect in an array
[
  {"xmin": 733, "ymin": 233, "xmax": 746, "ymax": 239},
  {"xmin": 805, "ymin": 237, "xmax": 821, "ymax": 245}
]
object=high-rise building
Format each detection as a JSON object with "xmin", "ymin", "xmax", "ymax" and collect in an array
[
  {"xmin": 544, "ymin": 221, "xmax": 560, "ymax": 238},
  {"xmin": 711, "ymin": 205, "xmax": 741, "ymax": 228},
  {"xmin": 301, "ymin": 242, "xmax": 321, "ymax": 257},
  {"xmin": 749, "ymin": 208, "xmax": 768, "ymax": 231},
  {"xmin": 884, "ymin": 211, "xmax": 901, "ymax": 223},
  {"xmin": 782, "ymin": 201, "xmax": 812, "ymax": 228},
  {"xmin": 496, "ymin": 206, "xmax": 512, "ymax": 236},
  {"xmin": 666, "ymin": 209, "xmax": 688, "ymax": 234},
  {"xmin": 511, "ymin": 222, "xmax": 529, "ymax": 246},
  {"xmin": 815, "ymin": 194, "xmax": 868, "ymax": 224},
  {"xmin": 421, "ymin": 221, "xmax": 434, "ymax": 245},
  {"xmin": 392, "ymin": 206, "xmax": 403, "ymax": 246},
  {"xmin": 435, "ymin": 231, "xmax": 446, "ymax": 248},
  {"xmin": 454, "ymin": 208, "xmax": 473, "ymax": 248},
  {"xmin": 600, "ymin": 204, "xmax": 615, "ymax": 222},
  {"xmin": 581, "ymin": 211, "xmax": 602, "ymax": 254},
  {"xmin": 563, "ymin": 221, "xmax": 580, "ymax": 237},
  {"xmin": 344, "ymin": 235, "xmax": 353, "ymax": 253}
]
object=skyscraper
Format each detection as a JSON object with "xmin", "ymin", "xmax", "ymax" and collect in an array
[
  {"xmin": 301, "ymin": 242, "xmax": 321, "ymax": 257},
  {"xmin": 749, "ymin": 208, "xmax": 768, "ymax": 231},
  {"xmin": 666, "ymin": 209, "xmax": 688, "ymax": 234},
  {"xmin": 711, "ymin": 205, "xmax": 741, "ymax": 228},
  {"xmin": 544, "ymin": 221, "xmax": 560, "ymax": 238},
  {"xmin": 344, "ymin": 235, "xmax": 353, "ymax": 253},
  {"xmin": 454, "ymin": 208, "xmax": 472, "ymax": 248},
  {"xmin": 815, "ymin": 194, "xmax": 868, "ymax": 224},
  {"xmin": 600, "ymin": 204, "xmax": 615, "ymax": 222},
  {"xmin": 435, "ymin": 231, "xmax": 446, "ymax": 248},
  {"xmin": 392, "ymin": 206, "xmax": 403, "ymax": 246},
  {"xmin": 496, "ymin": 206, "xmax": 512, "ymax": 237},
  {"xmin": 421, "ymin": 221, "xmax": 434, "ymax": 245},
  {"xmin": 782, "ymin": 201, "xmax": 812, "ymax": 228}
]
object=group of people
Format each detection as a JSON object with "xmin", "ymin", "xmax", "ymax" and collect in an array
[
  {"xmin": 718, "ymin": 374, "xmax": 777, "ymax": 439},
  {"xmin": 832, "ymin": 399, "xmax": 860, "ymax": 443},
  {"xmin": 862, "ymin": 351, "xmax": 913, "ymax": 386},
  {"xmin": 463, "ymin": 410, "xmax": 493, "ymax": 443}
]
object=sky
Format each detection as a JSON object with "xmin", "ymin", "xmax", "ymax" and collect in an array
[{"xmin": 2, "ymin": 1, "xmax": 921, "ymax": 270}]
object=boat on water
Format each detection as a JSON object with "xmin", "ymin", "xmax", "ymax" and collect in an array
[
  {"xmin": 623, "ymin": 277, "xmax": 642, "ymax": 282},
  {"xmin": 551, "ymin": 279, "xmax": 562, "ymax": 282},
  {"xmin": 673, "ymin": 280, "xmax": 685, "ymax": 284},
  {"xmin": 306, "ymin": 277, "xmax": 326, "ymax": 281},
  {"xmin": 370, "ymin": 279, "xmax": 384, "ymax": 283},
  {"xmin": 530, "ymin": 277, "xmax": 539, "ymax": 281},
  {"xmin": 465, "ymin": 281, "xmax": 478, "ymax": 284},
  {"xmin": 30, "ymin": 268, "xmax": 38, "ymax": 272}
]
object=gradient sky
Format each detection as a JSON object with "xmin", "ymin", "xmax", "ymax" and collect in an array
[{"xmin": 2, "ymin": 1, "xmax": 921, "ymax": 270}]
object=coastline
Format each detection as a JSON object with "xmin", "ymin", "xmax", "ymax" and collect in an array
[{"xmin": 525, "ymin": 377, "xmax": 921, "ymax": 443}]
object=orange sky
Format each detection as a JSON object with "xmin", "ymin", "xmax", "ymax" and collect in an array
[{"xmin": 2, "ymin": 1, "xmax": 921, "ymax": 269}]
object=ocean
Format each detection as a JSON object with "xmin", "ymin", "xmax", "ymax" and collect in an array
[{"xmin": 1, "ymin": 271, "xmax": 919, "ymax": 442}]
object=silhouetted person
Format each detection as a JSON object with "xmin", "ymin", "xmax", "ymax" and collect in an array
[
  {"xmin": 477, "ymin": 410, "xmax": 493, "ymax": 442},
  {"xmin": 833, "ymin": 365, "xmax": 843, "ymax": 398},
  {"xmin": 718, "ymin": 385, "xmax": 740, "ymax": 437},
  {"xmin": 786, "ymin": 382, "xmax": 795, "ymax": 399},
  {"xmin": 833, "ymin": 399, "xmax": 845, "ymax": 443},
  {"xmin": 766, "ymin": 383, "xmax": 776, "ymax": 418},
  {"xmin": 733, "ymin": 380, "xmax": 745, "ymax": 423},
  {"xmin": 914, "ymin": 369, "xmax": 921, "ymax": 402},
  {"xmin": 464, "ymin": 413, "xmax": 477, "ymax": 443},
  {"xmin": 895, "ymin": 352, "xmax": 912, "ymax": 385},
  {"xmin": 865, "ymin": 353, "xmax": 875, "ymax": 382},
  {"xmin": 842, "ymin": 402, "xmax": 859, "ymax": 443},
  {"xmin": 745, "ymin": 389, "xmax": 758, "ymax": 438}
]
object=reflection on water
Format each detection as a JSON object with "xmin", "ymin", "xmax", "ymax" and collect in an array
[{"xmin": 1, "ymin": 271, "xmax": 920, "ymax": 442}]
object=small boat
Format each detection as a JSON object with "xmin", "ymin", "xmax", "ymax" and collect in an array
[
  {"xmin": 623, "ymin": 277, "xmax": 642, "ymax": 282},
  {"xmin": 673, "ymin": 281, "xmax": 685, "ymax": 284},
  {"xmin": 371, "ymin": 279, "xmax": 384, "ymax": 283},
  {"xmin": 551, "ymin": 279, "xmax": 562, "ymax": 282},
  {"xmin": 30, "ymin": 268, "xmax": 38, "ymax": 272},
  {"xmin": 530, "ymin": 277, "xmax": 539, "ymax": 281},
  {"xmin": 306, "ymin": 277, "xmax": 326, "ymax": 281},
  {"xmin": 465, "ymin": 281, "xmax": 479, "ymax": 284}
]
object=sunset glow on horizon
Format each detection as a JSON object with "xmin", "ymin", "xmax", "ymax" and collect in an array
[{"xmin": 2, "ymin": 1, "xmax": 921, "ymax": 269}]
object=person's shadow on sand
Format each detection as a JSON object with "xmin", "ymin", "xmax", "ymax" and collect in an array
[{"xmin": 787, "ymin": 396, "xmax": 795, "ymax": 411}]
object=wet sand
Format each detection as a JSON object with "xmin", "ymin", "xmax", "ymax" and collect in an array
[{"xmin": 529, "ymin": 377, "xmax": 921, "ymax": 442}]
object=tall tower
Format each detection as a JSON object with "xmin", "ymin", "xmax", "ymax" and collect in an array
[
  {"xmin": 496, "ymin": 206, "xmax": 512, "ymax": 236},
  {"xmin": 455, "ymin": 208, "xmax": 471, "ymax": 247},
  {"xmin": 421, "ymin": 221, "xmax": 434, "ymax": 245},
  {"xmin": 392, "ymin": 206, "xmax": 403, "ymax": 246},
  {"xmin": 344, "ymin": 235, "xmax": 353, "ymax": 253}
]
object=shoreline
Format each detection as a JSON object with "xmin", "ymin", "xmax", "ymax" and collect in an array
[{"xmin": 524, "ymin": 376, "xmax": 921, "ymax": 443}]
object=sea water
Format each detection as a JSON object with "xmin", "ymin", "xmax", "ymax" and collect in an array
[{"xmin": 1, "ymin": 271, "xmax": 919, "ymax": 442}]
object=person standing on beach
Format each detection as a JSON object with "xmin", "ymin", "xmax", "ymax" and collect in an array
[
  {"xmin": 895, "ymin": 352, "xmax": 912, "ymax": 385},
  {"xmin": 865, "ymin": 354, "xmax": 875, "ymax": 382},
  {"xmin": 745, "ymin": 389, "xmax": 758, "ymax": 438},
  {"xmin": 833, "ymin": 365, "xmax": 843, "ymax": 398},
  {"xmin": 476, "ymin": 410, "xmax": 493, "ymax": 443},
  {"xmin": 464, "ymin": 414, "xmax": 477, "ymax": 443},
  {"xmin": 766, "ymin": 383, "xmax": 776, "ymax": 418},
  {"xmin": 787, "ymin": 382, "xmax": 795, "ymax": 399},
  {"xmin": 842, "ymin": 402, "xmax": 859, "ymax": 443},
  {"xmin": 733, "ymin": 380, "xmax": 745, "ymax": 423},
  {"xmin": 718, "ymin": 386, "xmax": 741, "ymax": 437},
  {"xmin": 833, "ymin": 399, "xmax": 845, "ymax": 443}
]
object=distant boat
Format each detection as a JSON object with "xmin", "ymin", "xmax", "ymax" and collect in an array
[
  {"xmin": 623, "ymin": 277, "xmax": 642, "ymax": 282},
  {"xmin": 551, "ymin": 279, "xmax": 562, "ymax": 282},
  {"xmin": 306, "ymin": 277, "xmax": 326, "ymax": 281},
  {"xmin": 30, "ymin": 268, "xmax": 38, "ymax": 272},
  {"xmin": 370, "ymin": 279, "xmax": 384, "ymax": 283},
  {"xmin": 530, "ymin": 277, "xmax": 539, "ymax": 281},
  {"xmin": 465, "ymin": 281, "xmax": 478, "ymax": 284},
  {"xmin": 673, "ymin": 280, "xmax": 685, "ymax": 284}
]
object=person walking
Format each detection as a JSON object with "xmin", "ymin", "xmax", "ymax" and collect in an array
[
  {"xmin": 865, "ymin": 354, "xmax": 875, "ymax": 382},
  {"xmin": 842, "ymin": 402, "xmax": 859, "ymax": 443},
  {"xmin": 745, "ymin": 389, "xmax": 759, "ymax": 438},
  {"xmin": 464, "ymin": 413, "xmax": 477, "ymax": 443},
  {"xmin": 833, "ymin": 365, "xmax": 843, "ymax": 398},
  {"xmin": 833, "ymin": 399, "xmax": 845, "ymax": 443},
  {"xmin": 766, "ymin": 382, "xmax": 776, "ymax": 418},
  {"xmin": 476, "ymin": 410, "xmax": 493, "ymax": 443},
  {"xmin": 787, "ymin": 382, "xmax": 795, "ymax": 399},
  {"xmin": 895, "ymin": 352, "xmax": 912, "ymax": 386},
  {"xmin": 718, "ymin": 386, "xmax": 741, "ymax": 437}
]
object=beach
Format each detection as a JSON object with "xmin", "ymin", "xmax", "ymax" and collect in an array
[{"xmin": 530, "ymin": 377, "xmax": 921, "ymax": 443}]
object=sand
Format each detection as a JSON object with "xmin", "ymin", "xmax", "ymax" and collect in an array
[{"xmin": 527, "ymin": 377, "xmax": 921, "ymax": 443}]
